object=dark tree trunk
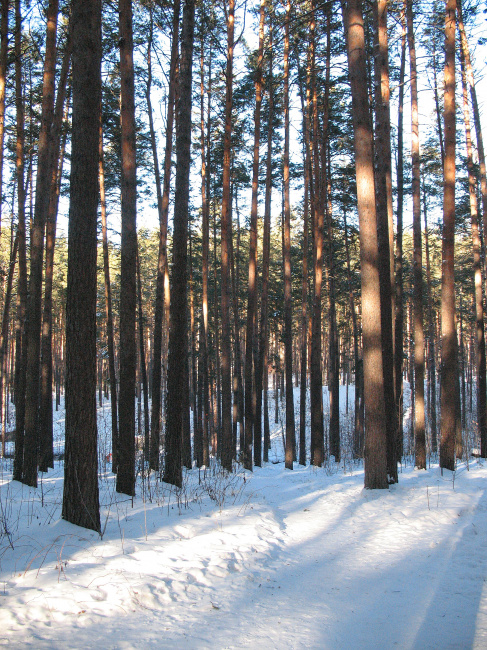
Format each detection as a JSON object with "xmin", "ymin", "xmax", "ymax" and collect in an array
[
  {"xmin": 39, "ymin": 36, "xmax": 72, "ymax": 474},
  {"xmin": 12, "ymin": 0, "xmax": 27, "ymax": 482},
  {"xmin": 244, "ymin": 0, "xmax": 265, "ymax": 471},
  {"xmin": 164, "ymin": 0, "xmax": 195, "ymax": 487},
  {"xmin": 0, "ymin": 0, "xmax": 9, "ymax": 236},
  {"xmin": 116, "ymin": 0, "xmax": 138, "ymax": 496},
  {"xmin": 23, "ymin": 0, "xmax": 59, "ymax": 488},
  {"xmin": 219, "ymin": 0, "xmax": 235, "ymax": 473},
  {"xmin": 149, "ymin": 0, "xmax": 179, "ymax": 472},
  {"xmin": 62, "ymin": 0, "xmax": 101, "ymax": 532}
]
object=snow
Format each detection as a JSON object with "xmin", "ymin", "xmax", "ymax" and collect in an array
[{"xmin": 1, "ymin": 394, "xmax": 487, "ymax": 648}]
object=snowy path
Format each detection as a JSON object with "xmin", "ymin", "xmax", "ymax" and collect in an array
[{"xmin": 1, "ymin": 462, "xmax": 487, "ymax": 648}]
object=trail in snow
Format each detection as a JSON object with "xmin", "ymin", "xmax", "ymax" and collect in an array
[{"xmin": 1, "ymin": 458, "xmax": 487, "ymax": 649}]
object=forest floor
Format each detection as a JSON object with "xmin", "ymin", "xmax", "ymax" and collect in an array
[{"xmin": 1, "ymin": 396, "xmax": 487, "ymax": 648}]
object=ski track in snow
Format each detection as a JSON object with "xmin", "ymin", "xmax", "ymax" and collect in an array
[{"xmin": 1, "ymin": 458, "xmax": 487, "ymax": 649}]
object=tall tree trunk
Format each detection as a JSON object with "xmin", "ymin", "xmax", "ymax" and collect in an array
[
  {"xmin": 163, "ymin": 0, "xmax": 195, "ymax": 487},
  {"xmin": 422, "ymin": 184, "xmax": 437, "ymax": 454},
  {"xmin": 116, "ymin": 0, "xmax": 137, "ymax": 496},
  {"xmin": 342, "ymin": 0, "xmax": 388, "ymax": 489},
  {"xmin": 0, "ymin": 0, "xmax": 9, "ymax": 236},
  {"xmin": 310, "ymin": 1, "xmax": 324, "ymax": 467},
  {"xmin": 13, "ymin": 0, "xmax": 27, "ymax": 482},
  {"xmin": 39, "ymin": 34, "xmax": 72, "ymax": 474},
  {"xmin": 297, "ymin": 43, "xmax": 310, "ymax": 466},
  {"xmin": 373, "ymin": 0, "xmax": 396, "ymax": 481},
  {"xmin": 62, "ymin": 0, "xmax": 101, "ymax": 533},
  {"xmin": 256, "ymin": 12, "xmax": 274, "ymax": 465},
  {"xmin": 458, "ymin": 3, "xmax": 487, "ymax": 459},
  {"xmin": 406, "ymin": 0, "xmax": 426, "ymax": 470},
  {"xmin": 136, "ymin": 249, "xmax": 150, "ymax": 462},
  {"xmin": 99, "ymin": 122, "xmax": 119, "ymax": 471},
  {"xmin": 440, "ymin": 0, "xmax": 457, "ymax": 471},
  {"xmin": 199, "ymin": 19, "xmax": 210, "ymax": 468},
  {"xmin": 23, "ymin": 0, "xmax": 59, "ymax": 488},
  {"xmin": 344, "ymin": 210, "xmax": 363, "ymax": 457},
  {"xmin": 244, "ymin": 0, "xmax": 265, "ymax": 470},
  {"xmin": 149, "ymin": 0, "xmax": 180, "ymax": 472},
  {"xmin": 220, "ymin": 0, "xmax": 235, "ymax": 473},
  {"xmin": 394, "ymin": 5, "xmax": 406, "ymax": 462},
  {"xmin": 283, "ymin": 0, "xmax": 295, "ymax": 470},
  {"xmin": 458, "ymin": 4, "xmax": 487, "ymax": 454}
]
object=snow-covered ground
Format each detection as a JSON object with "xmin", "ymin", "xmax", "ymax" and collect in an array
[{"xmin": 1, "ymin": 388, "xmax": 487, "ymax": 648}]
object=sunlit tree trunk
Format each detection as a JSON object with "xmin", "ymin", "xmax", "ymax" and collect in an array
[
  {"xmin": 256, "ymin": 12, "xmax": 273, "ymax": 465},
  {"xmin": 440, "ymin": 0, "xmax": 457, "ymax": 471},
  {"xmin": 342, "ymin": 0, "xmax": 388, "ymax": 489},
  {"xmin": 394, "ymin": 5, "xmax": 406, "ymax": 462},
  {"xmin": 283, "ymin": 0, "xmax": 295, "ymax": 470},
  {"xmin": 406, "ymin": 0, "xmax": 425, "ymax": 470}
]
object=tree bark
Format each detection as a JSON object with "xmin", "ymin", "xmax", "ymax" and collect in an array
[
  {"xmin": 23, "ymin": 0, "xmax": 59, "ymax": 488},
  {"xmin": 220, "ymin": 0, "xmax": 235, "ymax": 473},
  {"xmin": 149, "ymin": 0, "xmax": 180, "ymax": 472},
  {"xmin": 440, "ymin": 0, "xmax": 457, "ymax": 471},
  {"xmin": 244, "ymin": 0, "xmax": 265, "ymax": 470},
  {"xmin": 12, "ymin": 0, "xmax": 27, "ymax": 482},
  {"xmin": 459, "ymin": 45, "xmax": 486, "ymax": 462},
  {"xmin": 406, "ymin": 0, "xmax": 426, "ymax": 470},
  {"xmin": 116, "ymin": 0, "xmax": 138, "ymax": 496},
  {"xmin": 62, "ymin": 0, "xmax": 101, "ymax": 532},
  {"xmin": 342, "ymin": 0, "xmax": 388, "ymax": 489},
  {"xmin": 0, "ymin": 0, "xmax": 9, "ymax": 237},
  {"xmin": 163, "ymin": 0, "xmax": 195, "ymax": 487},
  {"xmin": 283, "ymin": 0, "xmax": 295, "ymax": 471}
]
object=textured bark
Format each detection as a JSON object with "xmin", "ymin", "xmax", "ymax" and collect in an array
[
  {"xmin": 459, "ymin": 48, "xmax": 486, "ymax": 462},
  {"xmin": 0, "ymin": 0, "xmax": 9, "ymax": 236},
  {"xmin": 23, "ymin": 0, "xmax": 59, "ymax": 488},
  {"xmin": 163, "ymin": 0, "xmax": 195, "ymax": 487},
  {"xmin": 220, "ymin": 0, "xmax": 235, "ymax": 473},
  {"xmin": 373, "ymin": 0, "xmax": 396, "ymax": 480},
  {"xmin": 342, "ymin": 0, "xmax": 388, "ymax": 489},
  {"xmin": 62, "ymin": 0, "xmax": 101, "ymax": 532},
  {"xmin": 149, "ymin": 0, "xmax": 179, "ymax": 472},
  {"xmin": 244, "ymin": 0, "xmax": 265, "ymax": 470},
  {"xmin": 136, "ymin": 250, "xmax": 150, "ymax": 462},
  {"xmin": 458, "ymin": 1, "xmax": 487, "ymax": 457},
  {"xmin": 12, "ymin": 0, "xmax": 27, "ymax": 482},
  {"xmin": 309, "ymin": 2, "xmax": 324, "ymax": 467},
  {"xmin": 99, "ymin": 125, "xmax": 118, "ymax": 471},
  {"xmin": 199, "ymin": 22, "xmax": 210, "ymax": 468},
  {"xmin": 256, "ymin": 16, "xmax": 273, "ymax": 465},
  {"xmin": 406, "ymin": 0, "xmax": 425, "ymax": 470},
  {"xmin": 394, "ymin": 5, "xmax": 406, "ymax": 461},
  {"xmin": 440, "ymin": 0, "xmax": 456, "ymax": 471},
  {"xmin": 39, "ymin": 36, "xmax": 72, "ymax": 474},
  {"xmin": 116, "ymin": 0, "xmax": 137, "ymax": 496},
  {"xmin": 283, "ymin": 0, "xmax": 295, "ymax": 471}
]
